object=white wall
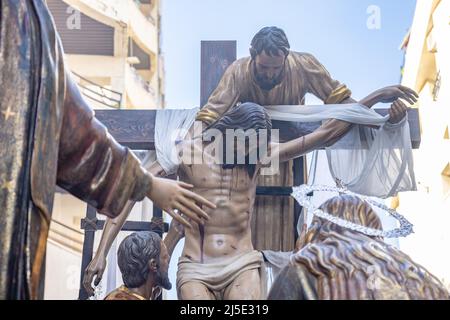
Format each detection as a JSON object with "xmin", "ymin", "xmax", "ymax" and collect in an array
[
  {"xmin": 44, "ymin": 240, "xmax": 82, "ymax": 300},
  {"xmin": 396, "ymin": 0, "xmax": 450, "ymax": 289}
]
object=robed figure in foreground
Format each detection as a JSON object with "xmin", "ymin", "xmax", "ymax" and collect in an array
[{"xmin": 0, "ymin": 0, "xmax": 214, "ymax": 299}]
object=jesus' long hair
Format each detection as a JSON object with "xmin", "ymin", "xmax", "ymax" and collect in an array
[
  {"xmin": 203, "ymin": 102, "xmax": 272, "ymax": 178},
  {"xmin": 293, "ymin": 195, "xmax": 449, "ymax": 300}
]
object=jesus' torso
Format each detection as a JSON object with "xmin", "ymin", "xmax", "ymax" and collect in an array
[{"xmin": 177, "ymin": 139, "xmax": 259, "ymax": 264}]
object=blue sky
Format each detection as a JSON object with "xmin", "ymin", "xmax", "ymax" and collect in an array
[{"xmin": 161, "ymin": 0, "xmax": 417, "ymax": 108}]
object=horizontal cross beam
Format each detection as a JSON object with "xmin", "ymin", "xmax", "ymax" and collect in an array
[
  {"xmin": 80, "ymin": 218, "xmax": 169, "ymax": 233},
  {"xmin": 94, "ymin": 108, "xmax": 421, "ymax": 150},
  {"xmin": 256, "ymin": 186, "xmax": 292, "ymax": 196}
]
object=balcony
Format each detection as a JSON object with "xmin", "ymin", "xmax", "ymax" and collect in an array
[
  {"xmin": 62, "ymin": 0, "xmax": 124, "ymax": 26},
  {"xmin": 63, "ymin": 0, "xmax": 158, "ymax": 54},
  {"xmin": 133, "ymin": 0, "xmax": 157, "ymax": 25},
  {"xmin": 72, "ymin": 71, "xmax": 122, "ymax": 109},
  {"xmin": 125, "ymin": 64, "xmax": 158, "ymax": 109},
  {"xmin": 128, "ymin": 0, "xmax": 158, "ymax": 54}
]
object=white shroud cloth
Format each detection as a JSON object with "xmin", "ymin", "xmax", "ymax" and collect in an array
[
  {"xmin": 154, "ymin": 103, "xmax": 416, "ymax": 198},
  {"xmin": 154, "ymin": 108, "xmax": 199, "ymax": 175}
]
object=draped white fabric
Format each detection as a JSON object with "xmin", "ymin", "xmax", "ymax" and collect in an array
[
  {"xmin": 325, "ymin": 116, "xmax": 416, "ymax": 198},
  {"xmin": 154, "ymin": 104, "xmax": 416, "ymax": 197},
  {"xmin": 155, "ymin": 108, "xmax": 199, "ymax": 175},
  {"xmin": 265, "ymin": 103, "xmax": 417, "ymax": 198},
  {"xmin": 265, "ymin": 103, "xmax": 388, "ymax": 125}
]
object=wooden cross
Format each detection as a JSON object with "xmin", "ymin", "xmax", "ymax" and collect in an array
[{"xmin": 77, "ymin": 41, "xmax": 421, "ymax": 299}]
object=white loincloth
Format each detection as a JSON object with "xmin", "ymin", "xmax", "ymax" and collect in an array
[{"xmin": 176, "ymin": 250, "xmax": 267, "ymax": 300}]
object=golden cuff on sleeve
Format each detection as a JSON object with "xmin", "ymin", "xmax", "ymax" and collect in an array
[
  {"xmin": 195, "ymin": 109, "xmax": 220, "ymax": 125},
  {"xmin": 325, "ymin": 84, "xmax": 352, "ymax": 104}
]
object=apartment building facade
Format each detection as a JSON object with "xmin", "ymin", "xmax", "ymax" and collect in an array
[
  {"xmin": 396, "ymin": 0, "xmax": 450, "ymax": 288},
  {"xmin": 43, "ymin": 0, "xmax": 164, "ymax": 299}
]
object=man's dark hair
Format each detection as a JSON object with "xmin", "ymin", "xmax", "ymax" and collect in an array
[
  {"xmin": 117, "ymin": 231, "xmax": 161, "ymax": 288},
  {"xmin": 204, "ymin": 102, "xmax": 272, "ymax": 177},
  {"xmin": 250, "ymin": 26, "xmax": 290, "ymax": 59}
]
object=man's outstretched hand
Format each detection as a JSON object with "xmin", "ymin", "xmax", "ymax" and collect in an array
[
  {"xmin": 360, "ymin": 85, "xmax": 418, "ymax": 108},
  {"xmin": 375, "ymin": 85, "xmax": 419, "ymax": 105},
  {"xmin": 83, "ymin": 254, "xmax": 106, "ymax": 297},
  {"xmin": 147, "ymin": 177, "xmax": 216, "ymax": 228}
]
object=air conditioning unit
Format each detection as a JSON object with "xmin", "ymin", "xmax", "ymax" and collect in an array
[{"xmin": 127, "ymin": 56, "xmax": 141, "ymax": 65}]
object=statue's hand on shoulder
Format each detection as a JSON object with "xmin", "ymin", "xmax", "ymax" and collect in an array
[
  {"xmin": 83, "ymin": 254, "xmax": 107, "ymax": 297},
  {"xmin": 147, "ymin": 177, "xmax": 216, "ymax": 229}
]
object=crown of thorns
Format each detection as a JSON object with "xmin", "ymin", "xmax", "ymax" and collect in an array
[{"xmin": 292, "ymin": 185, "xmax": 414, "ymax": 238}]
